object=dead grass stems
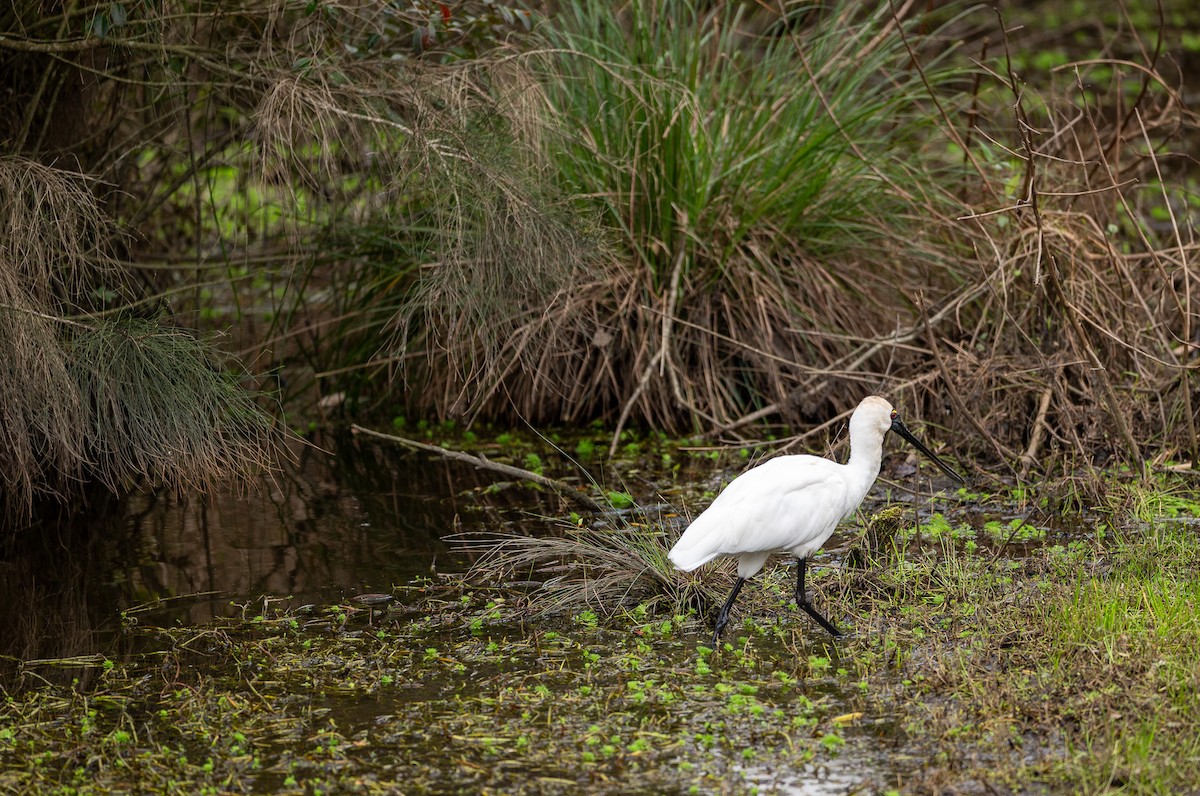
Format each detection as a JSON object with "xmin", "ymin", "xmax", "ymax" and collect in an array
[
  {"xmin": 399, "ymin": 2, "xmax": 1200, "ymax": 495},
  {"xmin": 0, "ymin": 157, "xmax": 278, "ymax": 523},
  {"xmin": 5, "ymin": 1, "xmax": 1199, "ymax": 493},
  {"xmin": 455, "ymin": 517, "xmax": 727, "ymax": 620}
]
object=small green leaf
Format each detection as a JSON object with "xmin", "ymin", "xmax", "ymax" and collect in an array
[{"xmin": 606, "ymin": 491, "xmax": 634, "ymax": 509}]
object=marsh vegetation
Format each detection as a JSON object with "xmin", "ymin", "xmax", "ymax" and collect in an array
[
  {"xmin": 2, "ymin": 0, "xmax": 1199, "ymax": 502},
  {"xmin": 4, "ymin": 0, "xmax": 1200, "ymax": 792},
  {"xmin": 3, "ymin": 432, "xmax": 1200, "ymax": 794}
]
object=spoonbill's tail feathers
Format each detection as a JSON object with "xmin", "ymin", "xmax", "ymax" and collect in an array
[{"xmin": 667, "ymin": 523, "xmax": 722, "ymax": 572}]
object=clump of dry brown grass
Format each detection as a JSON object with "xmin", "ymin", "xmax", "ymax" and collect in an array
[
  {"xmin": 245, "ymin": 11, "xmax": 604, "ymax": 409},
  {"xmin": 909, "ymin": 10, "xmax": 1200, "ymax": 487},
  {"xmin": 0, "ymin": 157, "xmax": 277, "ymax": 524},
  {"xmin": 393, "ymin": 1, "xmax": 970, "ymax": 441},
  {"xmin": 5, "ymin": 0, "xmax": 1197, "ymax": 491},
  {"xmin": 0, "ymin": 158, "xmax": 115, "ymax": 513},
  {"xmin": 455, "ymin": 513, "xmax": 728, "ymax": 618}
]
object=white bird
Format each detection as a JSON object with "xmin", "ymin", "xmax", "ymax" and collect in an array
[{"xmin": 669, "ymin": 395, "xmax": 963, "ymax": 645}]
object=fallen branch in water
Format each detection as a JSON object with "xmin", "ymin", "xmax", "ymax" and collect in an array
[{"xmin": 350, "ymin": 424, "xmax": 603, "ymax": 511}]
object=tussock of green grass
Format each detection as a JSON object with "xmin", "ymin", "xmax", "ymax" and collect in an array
[{"xmin": 541, "ymin": 1, "xmax": 943, "ymax": 271}]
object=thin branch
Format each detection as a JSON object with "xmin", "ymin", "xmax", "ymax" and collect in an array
[
  {"xmin": 351, "ymin": 424, "xmax": 603, "ymax": 511},
  {"xmin": 1019, "ymin": 386, "xmax": 1054, "ymax": 477}
]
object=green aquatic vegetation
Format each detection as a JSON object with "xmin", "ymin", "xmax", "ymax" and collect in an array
[
  {"xmin": 983, "ymin": 517, "xmax": 1047, "ymax": 543},
  {"xmin": 9, "ymin": 497, "xmax": 1200, "ymax": 794},
  {"xmin": 522, "ymin": 452, "xmax": 544, "ymax": 475},
  {"xmin": 605, "ymin": 490, "xmax": 635, "ymax": 509}
]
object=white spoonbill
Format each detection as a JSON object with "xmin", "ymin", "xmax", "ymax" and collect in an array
[{"xmin": 669, "ymin": 396, "xmax": 963, "ymax": 645}]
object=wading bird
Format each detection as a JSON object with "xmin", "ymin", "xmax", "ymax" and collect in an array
[{"xmin": 669, "ymin": 396, "xmax": 963, "ymax": 646}]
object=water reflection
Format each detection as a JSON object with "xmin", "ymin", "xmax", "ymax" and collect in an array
[
  {"xmin": 0, "ymin": 500, "xmax": 120, "ymax": 690},
  {"xmin": 0, "ymin": 433, "xmax": 549, "ymax": 687}
]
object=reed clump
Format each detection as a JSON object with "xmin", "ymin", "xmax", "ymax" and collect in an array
[
  {"xmin": 391, "ymin": 1, "xmax": 1200, "ymax": 488},
  {"xmin": 0, "ymin": 157, "xmax": 277, "ymax": 525},
  {"xmin": 3, "ymin": 0, "xmax": 1198, "ymax": 487}
]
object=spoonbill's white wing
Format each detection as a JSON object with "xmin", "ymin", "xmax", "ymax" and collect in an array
[{"xmin": 668, "ymin": 455, "xmax": 852, "ymax": 572}]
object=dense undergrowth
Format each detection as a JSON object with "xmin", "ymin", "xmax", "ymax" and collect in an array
[
  {"xmin": 3, "ymin": 1, "xmax": 1199, "ymax": 514},
  {"xmin": 6, "ymin": 4, "xmax": 1200, "ymax": 790},
  {"xmin": 413, "ymin": 0, "xmax": 969, "ymax": 433}
]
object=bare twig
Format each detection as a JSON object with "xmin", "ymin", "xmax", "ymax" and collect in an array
[
  {"xmin": 989, "ymin": 508, "xmax": 1038, "ymax": 563},
  {"xmin": 921, "ymin": 299, "xmax": 1019, "ymax": 477},
  {"xmin": 722, "ymin": 278, "xmax": 991, "ymax": 433},
  {"xmin": 1135, "ymin": 109, "xmax": 1196, "ymax": 462},
  {"xmin": 351, "ymin": 424, "xmax": 603, "ymax": 511},
  {"xmin": 1019, "ymin": 387, "xmax": 1055, "ymax": 477}
]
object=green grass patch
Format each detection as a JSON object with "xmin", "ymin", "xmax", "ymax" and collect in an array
[{"xmin": 869, "ymin": 523, "xmax": 1200, "ymax": 792}]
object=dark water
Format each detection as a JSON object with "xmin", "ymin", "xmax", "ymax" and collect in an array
[
  {"xmin": 0, "ymin": 432, "xmax": 554, "ymax": 686},
  {"xmin": 0, "ymin": 432, "xmax": 1062, "ymax": 689}
]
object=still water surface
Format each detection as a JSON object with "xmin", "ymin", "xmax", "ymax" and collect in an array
[{"xmin": 0, "ymin": 434, "xmax": 523, "ymax": 677}]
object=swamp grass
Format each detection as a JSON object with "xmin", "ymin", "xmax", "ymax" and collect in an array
[
  {"xmin": 5, "ymin": 0, "xmax": 1200, "ymax": 499},
  {"xmin": 0, "ymin": 160, "xmax": 280, "ymax": 523},
  {"xmin": 5, "ymin": 498, "xmax": 1200, "ymax": 794}
]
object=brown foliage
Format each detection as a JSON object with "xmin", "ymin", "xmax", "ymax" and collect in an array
[
  {"xmin": 3, "ymin": 0, "xmax": 1198, "ymax": 492},
  {"xmin": 403, "ymin": 7, "xmax": 1200, "ymax": 491}
]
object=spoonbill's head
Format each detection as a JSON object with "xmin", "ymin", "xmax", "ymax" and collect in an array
[
  {"xmin": 849, "ymin": 395, "xmax": 896, "ymax": 440},
  {"xmin": 852, "ymin": 395, "xmax": 964, "ymax": 483}
]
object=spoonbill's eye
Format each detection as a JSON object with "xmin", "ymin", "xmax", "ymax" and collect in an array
[{"xmin": 890, "ymin": 410, "xmax": 898, "ymax": 420}]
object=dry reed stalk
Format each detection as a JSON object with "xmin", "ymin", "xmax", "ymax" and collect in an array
[
  {"xmin": 9, "ymin": 0, "xmax": 1199, "ymax": 490},
  {"xmin": 351, "ymin": 424, "xmax": 602, "ymax": 511}
]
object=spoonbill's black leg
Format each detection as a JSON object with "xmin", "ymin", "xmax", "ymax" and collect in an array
[
  {"xmin": 795, "ymin": 557, "xmax": 843, "ymax": 637},
  {"xmin": 711, "ymin": 576, "xmax": 747, "ymax": 647}
]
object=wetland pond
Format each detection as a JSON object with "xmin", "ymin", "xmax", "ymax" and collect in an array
[{"xmin": 1, "ymin": 428, "xmax": 1194, "ymax": 794}]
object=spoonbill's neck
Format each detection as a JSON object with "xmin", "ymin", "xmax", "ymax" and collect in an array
[{"xmin": 846, "ymin": 427, "xmax": 886, "ymax": 491}]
